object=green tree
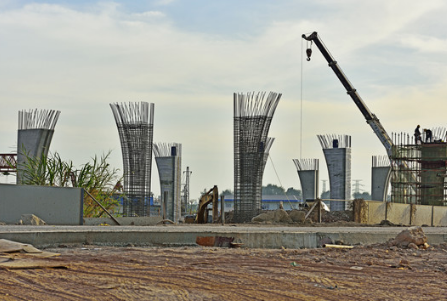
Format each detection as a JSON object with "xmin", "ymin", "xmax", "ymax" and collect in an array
[
  {"xmin": 221, "ymin": 189, "xmax": 233, "ymax": 196},
  {"xmin": 262, "ymin": 184, "xmax": 285, "ymax": 195},
  {"xmin": 320, "ymin": 190, "xmax": 330, "ymax": 199},
  {"xmin": 353, "ymin": 191, "xmax": 371, "ymax": 200}
]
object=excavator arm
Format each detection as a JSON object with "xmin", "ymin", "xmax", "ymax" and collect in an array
[{"xmin": 302, "ymin": 32, "xmax": 393, "ymax": 156}]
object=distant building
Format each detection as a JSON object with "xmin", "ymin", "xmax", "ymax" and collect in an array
[{"xmin": 222, "ymin": 195, "xmax": 302, "ymax": 212}]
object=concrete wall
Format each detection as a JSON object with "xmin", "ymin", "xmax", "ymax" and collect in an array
[
  {"xmin": 433, "ymin": 206, "xmax": 447, "ymax": 226},
  {"xmin": 0, "ymin": 184, "xmax": 83, "ymax": 225},
  {"xmin": 84, "ymin": 216, "xmax": 163, "ymax": 226},
  {"xmin": 357, "ymin": 199, "xmax": 447, "ymax": 226},
  {"xmin": 366, "ymin": 201, "xmax": 387, "ymax": 224}
]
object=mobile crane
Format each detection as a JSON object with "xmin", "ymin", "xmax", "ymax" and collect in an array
[{"xmin": 301, "ymin": 31, "xmax": 393, "ymax": 156}]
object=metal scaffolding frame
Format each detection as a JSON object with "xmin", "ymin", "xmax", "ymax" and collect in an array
[
  {"xmin": 233, "ymin": 92, "xmax": 281, "ymax": 222},
  {"xmin": 110, "ymin": 102, "xmax": 154, "ymax": 217},
  {"xmin": 0, "ymin": 154, "xmax": 17, "ymax": 173},
  {"xmin": 390, "ymin": 130, "xmax": 447, "ymax": 206}
]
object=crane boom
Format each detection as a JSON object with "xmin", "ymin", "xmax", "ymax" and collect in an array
[{"xmin": 302, "ymin": 31, "xmax": 393, "ymax": 156}]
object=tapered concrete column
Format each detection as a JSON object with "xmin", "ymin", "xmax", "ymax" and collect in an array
[
  {"xmin": 371, "ymin": 155, "xmax": 391, "ymax": 202},
  {"xmin": 154, "ymin": 143, "xmax": 182, "ymax": 223},
  {"xmin": 318, "ymin": 135, "xmax": 351, "ymax": 211},
  {"xmin": 293, "ymin": 159, "xmax": 319, "ymax": 201},
  {"xmin": 17, "ymin": 109, "xmax": 60, "ymax": 184}
]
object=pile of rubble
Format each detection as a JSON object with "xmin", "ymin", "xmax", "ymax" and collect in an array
[
  {"xmin": 251, "ymin": 209, "xmax": 306, "ymax": 224},
  {"xmin": 249, "ymin": 208, "xmax": 355, "ymax": 224},
  {"xmin": 388, "ymin": 226, "xmax": 429, "ymax": 249}
]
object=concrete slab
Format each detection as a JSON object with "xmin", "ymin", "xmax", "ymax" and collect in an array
[{"xmin": 0, "ymin": 225, "xmax": 446, "ymax": 249}]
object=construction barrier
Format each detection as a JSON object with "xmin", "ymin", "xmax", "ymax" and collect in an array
[{"xmin": 354, "ymin": 199, "xmax": 447, "ymax": 226}]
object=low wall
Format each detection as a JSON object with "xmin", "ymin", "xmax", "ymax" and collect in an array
[
  {"xmin": 84, "ymin": 216, "xmax": 163, "ymax": 226},
  {"xmin": 355, "ymin": 200, "xmax": 447, "ymax": 226},
  {"xmin": 0, "ymin": 184, "xmax": 84, "ymax": 225}
]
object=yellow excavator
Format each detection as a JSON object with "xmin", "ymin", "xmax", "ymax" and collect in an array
[{"xmin": 195, "ymin": 185, "xmax": 219, "ymax": 223}]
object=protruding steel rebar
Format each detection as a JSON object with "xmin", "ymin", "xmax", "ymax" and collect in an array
[
  {"xmin": 110, "ymin": 102, "xmax": 154, "ymax": 217},
  {"xmin": 233, "ymin": 91, "xmax": 281, "ymax": 222},
  {"xmin": 18, "ymin": 109, "xmax": 60, "ymax": 130},
  {"xmin": 293, "ymin": 158, "xmax": 319, "ymax": 171}
]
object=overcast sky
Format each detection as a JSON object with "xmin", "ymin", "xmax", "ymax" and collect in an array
[{"xmin": 1, "ymin": 0, "xmax": 447, "ymax": 199}]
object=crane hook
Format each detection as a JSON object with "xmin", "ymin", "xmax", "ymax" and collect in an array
[
  {"xmin": 305, "ymin": 40, "xmax": 313, "ymax": 61},
  {"xmin": 306, "ymin": 48, "xmax": 312, "ymax": 61}
]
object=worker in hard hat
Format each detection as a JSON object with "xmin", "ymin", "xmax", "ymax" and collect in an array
[
  {"xmin": 414, "ymin": 125, "xmax": 421, "ymax": 144},
  {"xmin": 424, "ymin": 128, "xmax": 433, "ymax": 143}
]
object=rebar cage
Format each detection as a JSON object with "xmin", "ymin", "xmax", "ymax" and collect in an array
[
  {"xmin": 110, "ymin": 102, "xmax": 154, "ymax": 217},
  {"xmin": 390, "ymin": 130, "xmax": 447, "ymax": 206},
  {"xmin": 233, "ymin": 92, "xmax": 281, "ymax": 222}
]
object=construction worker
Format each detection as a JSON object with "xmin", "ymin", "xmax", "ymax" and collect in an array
[
  {"xmin": 414, "ymin": 125, "xmax": 421, "ymax": 144},
  {"xmin": 424, "ymin": 129, "xmax": 433, "ymax": 143}
]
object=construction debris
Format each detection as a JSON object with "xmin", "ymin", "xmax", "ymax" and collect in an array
[
  {"xmin": 196, "ymin": 236, "xmax": 235, "ymax": 248},
  {"xmin": 0, "ymin": 239, "xmax": 63, "ymax": 269},
  {"xmin": 19, "ymin": 214, "xmax": 46, "ymax": 225},
  {"xmin": 323, "ymin": 244, "xmax": 354, "ymax": 249},
  {"xmin": 389, "ymin": 226, "xmax": 428, "ymax": 249}
]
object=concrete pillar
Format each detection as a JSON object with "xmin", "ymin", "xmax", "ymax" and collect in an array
[
  {"xmin": 154, "ymin": 143, "xmax": 182, "ymax": 223},
  {"xmin": 293, "ymin": 159, "xmax": 319, "ymax": 201},
  {"xmin": 318, "ymin": 135, "xmax": 351, "ymax": 211},
  {"xmin": 371, "ymin": 155, "xmax": 391, "ymax": 202},
  {"xmin": 17, "ymin": 109, "xmax": 60, "ymax": 184},
  {"xmin": 420, "ymin": 144, "xmax": 447, "ymax": 206}
]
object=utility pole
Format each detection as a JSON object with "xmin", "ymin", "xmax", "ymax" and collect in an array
[
  {"xmin": 352, "ymin": 179, "xmax": 364, "ymax": 198},
  {"xmin": 183, "ymin": 166, "xmax": 192, "ymax": 214},
  {"xmin": 321, "ymin": 180, "xmax": 328, "ymax": 193},
  {"xmin": 352, "ymin": 179, "xmax": 364, "ymax": 194}
]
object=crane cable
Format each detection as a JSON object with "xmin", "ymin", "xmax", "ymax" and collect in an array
[
  {"xmin": 268, "ymin": 154, "xmax": 296, "ymax": 210},
  {"xmin": 300, "ymin": 37, "xmax": 304, "ymax": 159}
]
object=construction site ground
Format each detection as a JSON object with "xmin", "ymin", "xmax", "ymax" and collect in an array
[{"xmin": 0, "ymin": 224, "xmax": 447, "ymax": 300}]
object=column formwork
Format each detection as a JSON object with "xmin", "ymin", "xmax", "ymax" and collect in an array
[
  {"xmin": 110, "ymin": 102, "xmax": 154, "ymax": 217},
  {"xmin": 153, "ymin": 143, "xmax": 182, "ymax": 223},
  {"xmin": 371, "ymin": 155, "xmax": 391, "ymax": 202},
  {"xmin": 233, "ymin": 91, "xmax": 281, "ymax": 222},
  {"xmin": 17, "ymin": 109, "xmax": 60, "ymax": 184},
  {"xmin": 389, "ymin": 129, "xmax": 447, "ymax": 206},
  {"xmin": 318, "ymin": 134, "xmax": 351, "ymax": 211},
  {"xmin": 293, "ymin": 159, "xmax": 319, "ymax": 201}
]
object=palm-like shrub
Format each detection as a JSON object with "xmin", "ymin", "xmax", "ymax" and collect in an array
[{"xmin": 19, "ymin": 151, "xmax": 122, "ymax": 217}]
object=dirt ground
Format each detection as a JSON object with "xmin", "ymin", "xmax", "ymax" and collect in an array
[{"xmin": 0, "ymin": 242, "xmax": 447, "ymax": 301}]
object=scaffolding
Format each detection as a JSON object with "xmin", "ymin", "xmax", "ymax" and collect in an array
[
  {"xmin": 233, "ymin": 91, "xmax": 281, "ymax": 222},
  {"xmin": 110, "ymin": 102, "xmax": 154, "ymax": 217},
  {"xmin": 390, "ymin": 129, "xmax": 447, "ymax": 206}
]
